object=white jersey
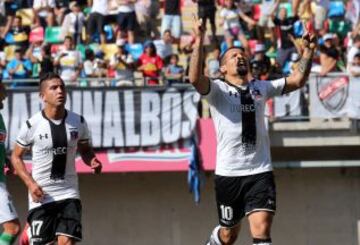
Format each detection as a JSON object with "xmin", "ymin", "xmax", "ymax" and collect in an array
[
  {"xmin": 16, "ymin": 110, "xmax": 90, "ymax": 210},
  {"xmin": 204, "ymin": 78, "xmax": 286, "ymax": 177}
]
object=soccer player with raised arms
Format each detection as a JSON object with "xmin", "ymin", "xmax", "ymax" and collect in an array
[
  {"xmin": 11, "ymin": 73, "xmax": 102, "ymax": 245},
  {"xmin": 188, "ymin": 16, "xmax": 316, "ymax": 245}
]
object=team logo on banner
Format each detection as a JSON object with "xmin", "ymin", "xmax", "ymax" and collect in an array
[{"xmin": 316, "ymin": 76, "xmax": 349, "ymax": 112}]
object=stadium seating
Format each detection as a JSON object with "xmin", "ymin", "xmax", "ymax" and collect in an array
[
  {"xmin": 252, "ymin": 4, "xmax": 261, "ymax": 21},
  {"xmin": 4, "ymin": 45, "xmax": 17, "ymax": 60},
  {"xmin": 76, "ymin": 44, "xmax": 87, "ymax": 59},
  {"xmin": 4, "ymin": 33, "xmax": 15, "ymax": 44},
  {"xmin": 16, "ymin": 8, "xmax": 34, "ymax": 26},
  {"xmin": 104, "ymin": 25, "xmax": 114, "ymax": 42},
  {"xmin": 328, "ymin": 19, "xmax": 351, "ymax": 38},
  {"xmin": 50, "ymin": 44, "xmax": 63, "ymax": 54},
  {"xmin": 45, "ymin": 26, "xmax": 64, "ymax": 43},
  {"xmin": 29, "ymin": 27, "xmax": 44, "ymax": 43},
  {"xmin": 101, "ymin": 44, "xmax": 118, "ymax": 60},
  {"xmin": 125, "ymin": 43, "xmax": 144, "ymax": 60},
  {"xmin": 293, "ymin": 21, "xmax": 304, "ymax": 37},
  {"xmin": 328, "ymin": 1, "xmax": 345, "ymax": 18}
]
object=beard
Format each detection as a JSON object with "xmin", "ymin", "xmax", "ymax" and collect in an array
[
  {"xmin": 237, "ymin": 64, "xmax": 248, "ymax": 76},
  {"xmin": 236, "ymin": 58, "xmax": 249, "ymax": 76}
]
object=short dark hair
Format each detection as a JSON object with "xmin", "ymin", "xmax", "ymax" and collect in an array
[
  {"xmin": 39, "ymin": 72, "xmax": 64, "ymax": 91},
  {"xmin": 219, "ymin": 47, "xmax": 245, "ymax": 66},
  {"xmin": 64, "ymin": 35, "xmax": 73, "ymax": 42},
  {"xmin": 354, "ymin": 35, "xmax": 360, "ymax": 43},
  {"xmin": 163, "ymin": 29, "xmax": 172, "ymax": 35}
]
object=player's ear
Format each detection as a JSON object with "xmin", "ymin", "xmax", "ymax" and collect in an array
[{"xmin": 39, "ymin": 91, "xmax": 45, "ymax": 102}]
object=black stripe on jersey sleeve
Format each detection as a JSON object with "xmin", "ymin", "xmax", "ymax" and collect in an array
[
  {"xmin": 16, "ymin": 140, "xmax": 31, "ymax": 147},
  {"xmin": 26, "ymin": 120, "xmax": 31, "ymax": 128},
  {"xmin": 78, "ymin": 139, "xmax": 89, "ymax": 144},
  {"xmin": 281, "ymin": 77, "xmax": 287, "ymax": 95}
]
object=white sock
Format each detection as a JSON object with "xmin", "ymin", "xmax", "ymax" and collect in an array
[{"xmin": 207, "ymin": 225, "xmax": 222, "ymax": 245}]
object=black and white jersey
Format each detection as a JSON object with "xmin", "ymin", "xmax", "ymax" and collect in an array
[
  {"xmin": 204, "ymin": 78, "xmax": 286, "ymax": 177},
  {"xmin": 16, "ymin": 110, "xmax": 90, "ymax": 210}
]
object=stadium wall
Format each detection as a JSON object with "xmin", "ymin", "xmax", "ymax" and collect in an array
[{"xmin": 5, "ymin": 167, "xmax": 360, "ymax": 245}]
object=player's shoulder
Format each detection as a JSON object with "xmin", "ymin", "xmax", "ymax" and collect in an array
[
  {"xmin": 210, "ymin": 77, "xmax": 226, "ymax": 87},
  {"xmin": 66, "ymin": 110, "xmax": 86, "ymax": 125},
  {"xmin": 25, "ymin": 111, "xmax": 44, "ymax": 129}
]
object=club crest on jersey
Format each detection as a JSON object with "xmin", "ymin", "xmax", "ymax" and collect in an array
[
  {"xmin": 70, "ymin": 130, "xmax": 78, "ymax": 140},
  {"xmin": 250, "ymin": 88, "xmax": 262, "ymax": 100}
]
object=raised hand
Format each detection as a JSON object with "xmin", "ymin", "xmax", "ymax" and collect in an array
[
  {"xmin": 302, "ymin": 33, "xmax": 317, "ymax": 50},
  {"xmin": 192, "ymin": 14, "xmax": 205, "ymax": 39},
  {"xmin": 90, "ymin": 158, "xmax": 102, "ymax": 174}
]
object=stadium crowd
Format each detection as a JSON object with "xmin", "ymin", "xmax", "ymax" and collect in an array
[{"xmin": 0, "ymin": 0, "xmax": 359, "ymax": 87}]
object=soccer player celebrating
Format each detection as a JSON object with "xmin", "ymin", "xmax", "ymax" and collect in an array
[
  {"xmin": 0, "ymin": 83, "xmax": 21, "ymax": 245},
  {"xmin": 188, "ymin": 17, "xmax": 316, "ymax": 245},
  {"xmin": 11, "ymin": 73, "xmax": 102, "ymax": 245}
]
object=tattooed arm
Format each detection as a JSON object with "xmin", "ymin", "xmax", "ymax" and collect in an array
[
  {"xmin": 188, "ymin": 16, "xmax": 210, "ymax": 95},
  {"xmin": 284, "ymin": 33, "xmax": 317, "ymax": 94}
]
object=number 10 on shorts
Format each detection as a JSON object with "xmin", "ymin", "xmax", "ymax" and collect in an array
[{"xmin": 220, "ymin": 205, "xmax": 233, "ymax": 221}]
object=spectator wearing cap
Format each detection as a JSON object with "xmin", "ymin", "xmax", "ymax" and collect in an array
[
  {"xmin": 137, "ymin": 41, "xmax": 163, "ymax": 85},
  {"xmin": 117, "ymin": 0, "xmax": 137, "ymax": 44},
  {"xmin": 5, "ymin": 48, "xmax": 32, "ymax": 81},
  {"xmin": 61, "ymin": 1, "xmax": 85, "ymax": 44},
  {"xmin": 109, "ymin": 39, "xmax": 135, "ymax": 86},
  {"xmin": 315, "ymin": 34, "xmax": 342, "ymax": 76},
  {"xmin": 250, "ymin": 44, "xmax": 272, "ymax": 80},
  {"xmin": 272, "ymin": 2, "xmax": 300, "ymax": 69},
  {"xmin": 348, "ymin": 52, "xmax": 360, "ymax": 77},
  {"xmin": 87, "ymin": 0, "xmax": 108, "ymax": 44},
  {"xmin": 54, "ymin": 35, "xmax": 83, "ymax": 83},
  {"xmin": 33, "ymin": 0, "xmax": 56, "ymax": 28}
]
